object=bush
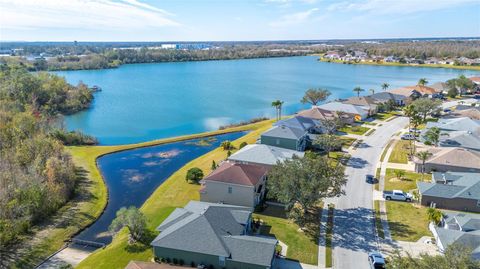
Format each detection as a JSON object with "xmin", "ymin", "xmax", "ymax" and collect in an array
[
  {"xmin": 239, "ymin": 141, "xmax": 248, "ymax": 149},
  {"xmin": 172, "ymin": 258, "xmax": 178, "ymax": 265},
  {"xmin": 50, "ymin": 129, "xmax": 98, "ymax": 145},
  {"xmin": 185, "ymin": 167, "xmax": 204, "ymax": 183},
  {"xmin": 179, "ymin": 259, "xmax": 184, "ymax": 266},
  {"xmin": 190, "ymin": 261, "xmax": 196, "ymax": 267}
]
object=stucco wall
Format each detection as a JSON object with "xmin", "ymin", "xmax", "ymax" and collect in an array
[
  {"xmin": 260, "ymin": 136, "xmax": 298, "ymax": 151},
  {"xmin": 200, "ymin": 180, "xmax": 256, "ymax": 208},
  {"xmin": 420, "ymin": 195, "xmax": 480, "ymax": 213}
]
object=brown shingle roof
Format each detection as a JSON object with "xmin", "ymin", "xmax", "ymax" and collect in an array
[
  {"xmin": 415, "ymin": 147, "xmax": 480, "ymax": 169},
  {"xmin": 125, "ymin": 261, "xmax": 185, "ymax": 269},
  {"xmin": 469, "ymin": 76, "xmax": 480, "ymax": 83},
  {"xmin": 203, "ymin": 162, "xmax": 267, "ymax": 186},
  {"xmin": 297, "ymin": 106, "xmax": 353, "ymax": 121},
  {"xmin": 388, "ymin": 85, "xmax": 437, "ymax": 97},
  {"xmin": 343, "ymin": 96, "xmax": 377, "ymax": 107}
]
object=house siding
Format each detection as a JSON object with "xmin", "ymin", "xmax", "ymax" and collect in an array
[
  {"xmin": 200, "ymin": 181, "xmax": 257, "ymax": 208},
  {"xmin": 153, "ymin": 247, "xmax": 272, "ymax": 269},
  {"xmin": 260, "ymin": 136, "xmax": 303, "ymax": 151},
  {"xmin": 420, "ymin": 195, "xmax": 480, "ymax": 213},
  {"xmin": 418, "ymin": 163, "xmax": 480, "ymax": 173}
]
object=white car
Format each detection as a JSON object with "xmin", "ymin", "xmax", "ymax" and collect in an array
[
  {"xmin": 400, "ymin": 133, "xmax": 416, "ymax": 140},
  {"xmin": 383, "ymin": 190, "xmax": 413, "ymax": 202}
]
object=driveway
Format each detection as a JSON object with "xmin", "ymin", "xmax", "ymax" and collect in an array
[{"xmin": 327, "ymin": 116, "xmax": 408, "ymax": 269}]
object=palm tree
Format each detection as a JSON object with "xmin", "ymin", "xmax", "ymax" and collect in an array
[
  {"xmin": 427, "ymin": 208, "xmax": 443, "ymax": 225},
  {"xmin": 418, "ymin": 78, "xmax": 428, "ymax": 86},
  {"xmin": 416, "ymin": 151, "xmax": 432, "ymax": 180},
  {"xmin": 369, "ymin": 89, "xmax": 375, "ymax": 95},
  {"xmin": 381, "ymin": 83, "xmax": 390, "ymax": 91},
  {"xmin": 353, "ymin": 87, "xmax": 365, "ymax": 97},
  {"xmin": 271, "ymin": 100, "xmax": 284, "ymax": 121}
]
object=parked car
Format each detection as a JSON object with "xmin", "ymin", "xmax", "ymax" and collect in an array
[
  {"xmin": 366, "ymin": 174, "xmax": 377, "ymax": 184},
  {"xmin": 383, "ymin": 190, "xmax": 413, "ymax": 202},
  {"xmin": 408, "ymin": 128, "xmax": 421, "ymax": 134},
  {"xmin": 368, "ymin": 252, "xmax": 386, "ymax": 269},
  {"xmin": 400, "ymin": 133, "xmax": 416, "ymax": 140}
]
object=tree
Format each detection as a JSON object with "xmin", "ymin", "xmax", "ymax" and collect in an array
[
  {"xmin": 239, "ymin": 141, "xmax": 248, "ymax": 149},
  {"xmin": 220, "ymin": 140, "xmax": 235, "ymax": 150},
  {"xmin": 415, "ymin": 151, "xmax": 432, "ymax": 180},
  {"xmin": 301, "ymin": 88, "xmax": 331, "ymax": 106},
  {"xmin": 411, "ymin": 98, "xmax": 441, "ymax": 123},
  {"xmin": 267, "ymin": 156, "xmax": 346, "ymax": 223},
  {"xmin": 426, "ymin": 208, "xmax": 443, "ymax": 225},
  {"xmin": 185, "ymin": 167, "xmax": 204, "ymax": 183},
  {"xmin": 319, "ymin": 117, "xmax": 343, "ymax": 135},
  {"xmin": 388, "ymin": 243, "xmax": 480, "ymax": 269},
  {"xmin": 314, "ymin": 134, "xmax": 342, "ymax": 157},
  {"xmin": 381, "ymin": 82, "xmax": 390, "ymax": 91},
  {"xmin": 393, "ymin": 169, "xmax": 405, "ymax": 180},
  {"xmin": 417, "ymin": 78, "xmax": 428, "ymax": 86},
  {"xmin": 422, "ymin": 127, "xmax": 441, "ymax": 146},
  {"xmin": 403, "ymin": 105, "xmax": 422, "ymax": 156},
  {"xmin": 353, "ymin": 86, "xmax": 365, "ymax": 97},
  {"xmin": 447, "ymin": 75, "xmax": 476, "ymax": 96},
  {"xmin": 271, "ymin": 100, "xmax": 284, "ymax": 121},
  {"xmin": 211, "ymin": 160, "xmax": 217, "ymax": 171},
  {"xmin": 109, "ymin": 206, "xmax": 147, "ymax": 243}
]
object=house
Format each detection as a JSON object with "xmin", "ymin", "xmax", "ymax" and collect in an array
[
  {"xmin": 125, "ymin": 261, "xmax": 185, "ymax": 269},
  {"xmin": 425, "ymin": 117, "xmax": 480, "ymax": 133},
  {"xmin": 430, "ymin": 82, "xmax": 449, "ymax": 94},
  {"xmin": 317, "ymin": 102, "xmax": 369, "ymax": 120},
  {"xmin": 228, "ymin": 144, "xmax": 304, "ymax": 168},
  {"xmin": 369, "ymin": 92, "xmax": 407, "ymax": 106},
  {"xmin": 324, "ymin": 51, "xmax": 341, "ymax": 60},
  {"xmin": 430, "ymin": 211, "xmax": 480, "ymax": 260},
  {"xmin": 413, "ymin": 147, "xmax": 480, "ymax": 173},
  {"xmin": 417, "ymin": 172, "xmax": 480, "ymax": 212},
  {"xmin": 388, "ymin": 85, "xmax": 437, "ymax": 101},
  {"xmin": 437, "ymin": 130, "xmax": 480, "ymax": 151},
  {"xmin": 260, "ymin": 125, "xmax": 308, "ymax": 151},
  {"xmin": 449, "ymin": 107, "xmax": 480, "ymax": 120},
  {"xmin": 296, "ymin": 106, "xmax": 354, "ymax": 124},
  {"xmin": 273, "ymin": 116, "xmax": 323, "ymax": 134},
  {"xmin": 341, "ymin": 96, "xmax": 378, "ymax": 115},
  {"xmin": 200, "ymin": 162, "xmax": 268, "ymax": 208},
  {"xmin": 151, "ymin": 201, "xmax": 277, "ymax": 269},
  {"xmin": 384, "ymin": 56, "xmax": 399, "ymax": 62},
  {"xmin": 470, "ymin": 77, "xmax": 480, "ymax": 86}
]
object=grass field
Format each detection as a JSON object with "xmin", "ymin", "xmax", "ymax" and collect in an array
[
  {"xmin": 380, "ymin": 140, "xmax": 394, "ymax": 162},
  {"xmin": 338, "ymin": 125, "xmax": 371, "ymax": 136},
  {"xmin": 388, "ymin": 140, "xmax": 411, "ymax": 164},
  {"xmin": 384, "ymin": 169, "xmax": 431, "ymax": 192},
  {"xmin": 373, "ymin": 112, "xmax": 397, "ymax": 121},
  {"xmin": 254, "ymin": 205, "xmax": 319, "ymax": 265},
  {"xmin": 374, "ymin": 201, "xmax": 385, "ymax": 239},
  {"xmin": 386, "ymin": 202, "xmax": 430, "ymax": 242}
]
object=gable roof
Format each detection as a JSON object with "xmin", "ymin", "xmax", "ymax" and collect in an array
[
  {"xmin": 438, "ymin": 130, "xmax": 480, "ymax": 151},
  {"xmin": 451, "ymin": 108, "xmax": 480, "ymax": 120},
  {"xmin": 426, "ymin": 117, "xmax": 480, "ymax": 132},
  {"xmin": 342, "ymin": 96, "xmax": 378, "ymax": 108},
  {"xmin": 430, "ymin": 82, "xmax": 449, "ymax": 93},
  {"xmin": 317, "ymin": 102, "xmax": 368, "ymax": 118},
  {"xmin": 151, "ymin": 201, "xmax": 277, "ymax": 266},
  {"xmin": 432, "ymin": 172, "xmax": 480, "ymax": 184},
  {"xmin": 274, "ymin": 116, "xmax": 320, "ymax": 132},
  {"xmin": 203, "ymin": 161, "xmax": 267, "ymax": 186},
  {"xmin": 436, "ymin": 211, "xmax": 480, "ymax": 259},
  {"xmin": 297, "ymin": 106, "xmax": 354, "ymax": 121},
  {"xmin": 369, "ymin": 92, "xmax": 406, "ymax": 102},
  {"xmin": 388, "ymin": 85, "xmax": 437, "ymax": 97},
  {"xmin": 416, "ymin": 147, "xmax": 480, "ymax": 171},
  {"xmin": 261, "ymin": 125, "xmax": 306, "ymax": 140},
  {"xmin": 228, "ymin": 144, "xmax": 304, "ymax": 166}
]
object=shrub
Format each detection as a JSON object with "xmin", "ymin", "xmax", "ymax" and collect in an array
[
  {"xmin": 179, "ymin": 259, "xmax": 184, "ymax": 266},
  {"xmin": 239, "ymin": 141, "xmax": 248, "ymax": 149},
  {"xmin": 190, "ymin": 261, "xmax": 196, "ymax": 267},
  {"xmin": 185, "ymin": 167, "xmax": 204, "ymax": 183},
  {"xmin": 50, "ymin": 129, "xmax": 98, "ymax": 145},
  {"xmin": 172, "ymin": 258, "xmax": 178, "ymax": 265}
]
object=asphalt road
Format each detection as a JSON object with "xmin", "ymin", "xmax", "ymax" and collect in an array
[{"xmin": 329, "ymin": 117, "xmax": 409, "ymax": 269}]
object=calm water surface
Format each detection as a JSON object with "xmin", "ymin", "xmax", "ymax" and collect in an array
[
  {"xmin": 56, "ymin": 56, "xmax": 479, "ymax": 145},
  {"xmin": 76, "ymin": 132, "xmax": 245, "ymax": 244}
]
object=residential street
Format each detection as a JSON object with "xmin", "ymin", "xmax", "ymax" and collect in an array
[{"xmin": 329, "ymin": 116, "xmax": 409, "ymax": 269}]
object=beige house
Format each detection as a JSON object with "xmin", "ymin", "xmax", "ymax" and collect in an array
[
  {"xmin": 341, "ymin": 96, "xmax": 378, "ymax": 116},
  {"xmin": 297, "ymin": 106, "xmax": 354, "ymax": 124},
  {"xmin": 200, "ymin": 161, "xmax": 268, "ymax": 208},
  {"xmin": 414, "ymin": 147, "xmax": 480, "ymax": 173}
]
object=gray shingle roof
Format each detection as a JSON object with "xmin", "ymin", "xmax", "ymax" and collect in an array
[
  {"xmin": 273, "ymin": 116, "xmax": 321, "ymax": 132},
  {"xmin": 228, "ymin": 144, "xmax": 304, "ymax": 166},
  {"xmin": 426, "ymin": 117, "xmax": 480, "ymax": 132},
  {"xmin": 151, "ymin": 201, "xmax": 277, "ymax": 266},
  {"xmin": 438, "ymin": 130, "xmax": 480, "ymax": 151},
  {"xmin": 369, "ymin": 92, "xmax": 406, "ymax": 102},
  {"xmin": 261, "ymin": 125, "xmax": 306, "ymax": 140},
  {"xmin": 417, "ymin": 173, "xmax": 480, "ymax": 200},
  {"xmin": 317, "ymin": 102, "xmax": 368, "ymax": 118}
]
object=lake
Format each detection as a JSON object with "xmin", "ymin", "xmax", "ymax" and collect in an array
[
  {"xmin": 75, "ymin": 131, "xmax": 245, "ymax": 244},
  {"xmin": 56, "ymin": 56, "xmax": 479, "ymax": 145}
]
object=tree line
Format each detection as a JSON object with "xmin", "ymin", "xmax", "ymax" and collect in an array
[{"xmin": 0, "ymin": 64, "xmax": 95, "ymax": 248}]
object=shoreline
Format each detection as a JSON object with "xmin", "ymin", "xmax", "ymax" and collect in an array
[
  {"xmin": 14, "ymin": 120, "xmax": 271, "ymax": 269},
  {"xmin": 317, "ymin": 58, "xmax": 480, "ymax": 71}
]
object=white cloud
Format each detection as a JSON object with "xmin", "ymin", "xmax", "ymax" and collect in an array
[
  {"xmin": 0, "ymin": 0, "xmax": 180, "ymax": 31},
  {"xmin": 269, "ymin": 8, "xmax": 319, "ymax": 27},
  {"xmin": 327, "ymin": 0, "xmax": 478, "ymax": 15}
]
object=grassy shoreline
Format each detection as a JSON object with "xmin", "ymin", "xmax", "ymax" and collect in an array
[
  {"xmin": 317, "ymin": 58, "xmax": 480, "ymax": 71},
  {"xmin": 13, "ymin": 120, "xmax": 274, "ymax": 269}
]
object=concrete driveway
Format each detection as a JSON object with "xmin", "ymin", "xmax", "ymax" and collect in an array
[{"xmin": 327, "ymin": 116, "xmax": 408, "ymax": 269}]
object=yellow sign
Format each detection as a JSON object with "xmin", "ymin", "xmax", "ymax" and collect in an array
[{"xmin": 354, "ymin": 115, "xmax": 362, "ymax": 121}]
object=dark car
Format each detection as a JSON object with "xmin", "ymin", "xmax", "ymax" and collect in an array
[
  {"xmin": 366, "ymin": 174, "xmax": 377, "ymax": 184},
  {"xmin": 368, "ymin": 252, "xmax": 386, "ymax": 269}
]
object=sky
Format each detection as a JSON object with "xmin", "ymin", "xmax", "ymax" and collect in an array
[{"xmin": 0, "ymin": 0, "xmax": 479, "ymax": 42}]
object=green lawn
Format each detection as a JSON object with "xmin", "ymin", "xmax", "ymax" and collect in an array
[
  {"xmin": 338, "ymin": 125, "xmax": 371, "ymax": 135},
  {"xmin": 254, "ymin": 205, "xmax": 319, "ymax": 265},
  {"xmin": 340, "ymin": 137, "xmax": 356, "ymax": 148},
  {"xmin": 325, "ymin": 204, "xmax": 334, "ymax": 268},
  {"xmin": 386, "ymin": 202, "xmax": 430, "ymax": 242},
  {"xmin": 380, "ymin": 140, "xmax": 394, "ymax": 162},
  {"xmin": 72, "ymin": 120, "xmax": 276, "ymax": 269},
  {"xmin": 374, "ymin": 168, "xmax": 381, "ymax": 191},
  {"xmin": 388, "ymin": 140, "xmax": 411, "ymax": 164},
  {"xmin": 374, "ymin": 201, "xmax": 385, "ymax": 239},
  {"xmin": 373, "ymin": 112, "xmax": 397, "ymax": 121},
  {"xmin": 384, "ymin": 169, "xmax": 431, "ymax": 192}
]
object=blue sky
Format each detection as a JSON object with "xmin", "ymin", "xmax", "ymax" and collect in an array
[{"xmin": 1, "ymin": 0, "xmax": 479, "ymax": 41}]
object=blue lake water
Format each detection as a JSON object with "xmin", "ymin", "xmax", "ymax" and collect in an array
[
  {"xmin": 76, "ymin": 131, "xmax": 245, "ymax": 244},
  {"xmin": 56, "ymin": 56, "xmax": 479, "ymax": 145}
]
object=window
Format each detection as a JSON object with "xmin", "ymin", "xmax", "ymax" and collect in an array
[
  {"xmin": 276, "ymin": 139, "xmax": 280, "ymax": 145},
  {"xmin": 228, "ymin": 187, "xmax": 232, "ymax": 194},
  {"xmin": 477, "ymin": 200, "xmax": 480, "ymax": 207},
  {"xmin": 219, "ymin": 256, "xmax": 225, "ymax": 266}
]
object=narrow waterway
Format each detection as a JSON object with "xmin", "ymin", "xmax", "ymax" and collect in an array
[{"xmin": 75, "ymin": 131, "xmax": 246, "ymax": 244}]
